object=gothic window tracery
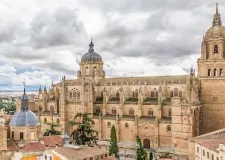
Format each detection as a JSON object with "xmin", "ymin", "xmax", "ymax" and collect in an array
[{"xmin": 69, "ymin": 88, "xmax": 80, "ymax": 101}]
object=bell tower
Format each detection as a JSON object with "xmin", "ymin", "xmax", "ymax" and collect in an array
[{"xmin": 198, "ymin": 2, "xmax": 225, "ymax": 133}]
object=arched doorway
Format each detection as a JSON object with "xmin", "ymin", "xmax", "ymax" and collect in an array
[{"xmin": 143, "ymin": 138, "xmax": 150, "ymax": 149}]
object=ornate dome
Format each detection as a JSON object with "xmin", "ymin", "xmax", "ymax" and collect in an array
[
  {"xmin": 9, "ymin": 87, "xmax": 39, "ymax": 127},
  {"xmin": 205, "ymin": 2, "xmax": 225, "ymax": 39},
  {"xmin": 81, "ymin": 41, "xmax": 102, "ymax": 62},
  {"xmin": 9, "ymin": 110, "xmax": 39, "ymax": 126}
]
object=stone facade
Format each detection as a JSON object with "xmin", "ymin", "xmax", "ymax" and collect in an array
[
  {"xmin": 11, "ymin": 2, "xmax": 225, "ymax": 158},
  {"xmin": 34, "ymin": 32, "xmax": 202, "ymax": 158}
]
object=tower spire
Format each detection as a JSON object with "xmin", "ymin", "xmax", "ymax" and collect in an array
[
  {"xmin": 89, "ymin": 38, "xmax": 94, "ymax": 52},
  {"xmin": 213, "ymin": 0, "xmax": 222, "ymax": 26}
]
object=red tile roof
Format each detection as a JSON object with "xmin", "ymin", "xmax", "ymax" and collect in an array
[
  {"xmin": 7, "ymin": 140, "xmax": 19, "ymax": 151},
  {"xmin": 54, "ymin": 145, "xmax": 109, "ymax": 160},
  {"xmin": 194, "ymin": 139, "xmax": 225, "ymax": 152},
  {"xmin": 40, "ymin": 135, "xmax": 64, "ymax": 147},
  {"xmin": 22, "ymin": 142, "xmax": 46, "ymax": 152}
]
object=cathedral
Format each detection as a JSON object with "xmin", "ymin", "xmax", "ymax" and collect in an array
[{"xmin": 11, "ymin": 2, "xmax": 225, "ymax": 158}]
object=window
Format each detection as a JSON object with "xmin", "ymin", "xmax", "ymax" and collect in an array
[
  {"xmin": 168, "ymin": 109, "xmax": 172, "ymax": 117},
  {"xmin": 12, "ymin": 131, "xmax": 14, "ymax": 139},
  {"xmin": 107, "ymin": 122, "xmax": 111, "ymax": 128},
  {"xmin": 95, "ymin": 107, "xmax": 100, "ymax": 114},
  {"xmin": 70, "ymin": 89, "xmax": 80, "ymax": 101},
  {"xmin": 220, "ymin": 69, "xmax": 223, "ymax": 76},
  {"xmin": 151, "ymin": 91, "xmax": 155, "ymax": 97},
  {"xmin": 214, "ymin": 45, "xmax": 218, "ymax": 53},
  {"xmin": 167, "ymin": 125, "xmax": 171, "ymax": 132},
  {"xmin": 155, "ymin": 91, "xmax": 158, "ymax": 97},
  {"xmin": 174, "ymin": 88, "xmax": 178, "ymax": 97},
  {"xmin": 129, "ymin": 108, "xmax": 134, "ymax": 116},
  {"xmin": 214, "ymin": 69, "xmax": 217, "ymax": 77},
  {"xmin": 207, "ymin": 152, "xmax": 209, "ymax": 158},
  {"xmin": 208, "ymin": 69, "xmax": 211, "ymax": 76},
  {"xmin": 197, "ymin": 146, "xmax": 199, "ymax": 153},
  {"xmin": 112, "ymin": 108, "xmax": 116, "ymax": 115},
  {"xmin": 125, "ymin": 123, "xmax": 129, "ymax": 128},
  {"xmin": 44, "ymin": 118, "xmax": 47, "ymax": 123},
  {"xmin": 57, "ymin": 118, "xmax": 60, "ymax": 123},
  {"xmin": 50, "ymin": 157, "xmax": 52, "ymax": 160},
  {"xmin": 148, "ymin": 109, "xmax": 154, "ymax": 117},
  {"xmin": 20, "ymin": 132, "xmax": 24, "ymax": 140},
  {"xmin": 203, "ymin": 150, "xmax": 205, "ymax": 156},
  {"xmin": 212, "ymin": 154, "xmax": 214, "ymax": 160}
]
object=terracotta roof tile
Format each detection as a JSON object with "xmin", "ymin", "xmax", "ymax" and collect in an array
[
  {"xmin": 22, "ymin": 142, "xmax": 46, "ymax": 152},
  {"xmin": 54, "ymin": 146, "xmax": 108, "ymax": 160},
  {"xmin": 40, "ymin": 135, "xmax": 64, "ymax": 147},
  {"xmin": 194, "ymin": 139, "xmax": 225, "ymax": 152},
  {"xmin": 7, "ymin": 140, "xmax": 19, "ymax": 152}
]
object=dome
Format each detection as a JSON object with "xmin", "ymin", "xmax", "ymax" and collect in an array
[
  {"xmin": 9, "ymin": 110, "xmax": 39, "ymax": 126},
  {"xmin": 81, "ymin": 41, "xmax": 102, "ymax": 62},
  {"xmin": 205, "ymin": 2, "xmax": 225, "ymax": 39},
  {"xmin": 205, "ymin": 25, "xmax": 225, "ymax": 39},
  {"xmin": 9, "ymin": 86, "xmax": 39, "ymax": 127}
]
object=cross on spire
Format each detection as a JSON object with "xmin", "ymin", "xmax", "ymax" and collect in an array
[
  {"xmin": 213, "ymin": 0, "xmax": 222, "ymax": 26},
  {"xmin": 22, "ymin": 79, "xmax": 26, "ymax": 94}
]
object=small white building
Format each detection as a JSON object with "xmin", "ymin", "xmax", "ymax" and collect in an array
[{"xmin": 190, "ymin": 128, "xmax": 225, "ymax": 160}]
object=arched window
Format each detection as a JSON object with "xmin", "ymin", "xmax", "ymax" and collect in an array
[
  {"xmin": 214, "ymin": 69, "xmax": 217, "ymax": 77},
  {"xmin": 44, "ymin": 118, "xmax": 47, "ymax": 123},
  {"xmin": 93, "ymin": 66, "xmax": 97, "ymax": 72},
  {"xmin": 179, "ymin": 91, "xmax": 182, "ymax": 98},
  {"xmin": 174, "ymin": 88, "xmax": 178, "ymax": 97},
  {"xmin": 168, "ymin": 109, "xmax": 172, "ymax": 117},
  {"xmin": 220, "ymin": 69, "xmax": 223, "ymax": 76},
  {"xmin": 57, "ymin": 118, "xmax": 60, "ymax": 124},
  {"xmin": 148, "ymin": 109, "xmax": 154, "ymax": 117},
  {"xmin": 112, "ymin": 108, "xmax": 116, "ymax": 115},
  {"xmin": 125, "ymin": 123, "xmax": 129, "ymax": 128},
  {"xmin": 214, "ymin": 45, "xmax": 218, "ymax": 53},
  {"xmin": 151, "ymin": 91, "xmax": 155, "ymax": 98},
  {"xmin": 70, "ymin": 89, "xmax": 81, "ymax": 101},
  {"xmin": 167, "ymin": 125, "xmax": 171, "ymax": 132},
  {"xmin": 129, "ymin": 108, "xmax": 134, "ymax": 116},
  {"xmin": 107, "ymin": 122, "xmax": 111, "ymax": 128},
  {"xmin": 170, "ymin": 91, "xmax": 174, "ymax": 98},
  {"xmin": 208, "ymin": 69, "xmax": 211, "ymax": 76}
]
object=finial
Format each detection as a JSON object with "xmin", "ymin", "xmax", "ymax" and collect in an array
[
  {"xmin": 39, "ymin": 86, "xmax": 42, "ymax": 92},
  {"xmin": 89, "ymin": 38, "xmax": 94, "ymax": 52},
  {"xmin": 213, "ymin": 0, "xmax": 222, "ymax": 26},
  {"xmin": 216, "ymin": 0, "xmax": 219, "ymax": 14}
]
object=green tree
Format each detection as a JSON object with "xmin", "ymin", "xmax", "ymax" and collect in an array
[
  {"xmin": 149, "ymin": 152, "xmax": 153, "ymax": 160},
  {"xmin": 4, "ymin": 102, "xmax": 16, "ymax": 115},
  {"xmin": 69, "ymin": 113, "xmax": 98, "ymax": 145},
  {"xmin": 43, "ymin": 123, "xmax": 61, "ymax": 136},
  {"xmin": 136, "ymin": 136, "xmax": 147, "ymax": 160},
  {"xmin": 158, "ymin": 152, "xmax": 172, "ymax": 159},
  {"xmin": 109, "ymin": 125, "xmax": 119, "ymax": 158}
]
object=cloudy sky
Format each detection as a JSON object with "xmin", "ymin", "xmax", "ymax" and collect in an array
[{"xmin": 0, "ymin": 0, "xmax": 224, "ymax": 91}]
